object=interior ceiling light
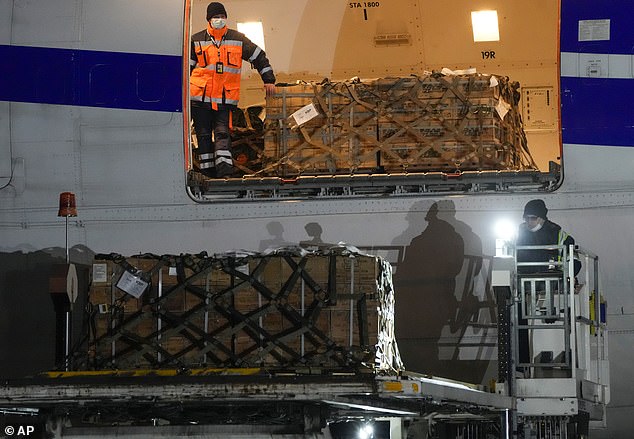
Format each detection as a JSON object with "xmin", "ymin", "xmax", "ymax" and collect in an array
[
  {"xmin": 471, "ymin": 10, "xmax": 500, "ymax": 42},
  {"xmin": 237, "ymin": 21, "xmax": 266, "ymax": 50}
]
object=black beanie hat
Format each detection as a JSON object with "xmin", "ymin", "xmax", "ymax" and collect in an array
[
  {"xmin": 206, "ymin": 2, "xmax": 227, "ymax": 20},
  {"xmin": 523, "ymin": 199, "xmax": 548, "ymax": 219}
]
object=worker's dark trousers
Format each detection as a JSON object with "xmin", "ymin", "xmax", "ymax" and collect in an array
[{"xmin": 191, "ymin": 101, "xmax": 233, "ymax": 178}]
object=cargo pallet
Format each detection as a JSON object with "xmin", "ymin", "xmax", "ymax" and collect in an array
[
  {"xmin": 82, "ymin": 251, "xmax": 401, "ymax": 373},
  {"xmin": 186, "ymin": 74, "xmax": 559, "ymax": 200}
]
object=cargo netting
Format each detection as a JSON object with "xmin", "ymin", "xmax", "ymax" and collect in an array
[
  {"xmin": 77, "ymin": 249, "xmax": 403, "ymax": 374},
  {"xmin": 257, "ymin": 73, "xmax": 537, "ymax": 176}
]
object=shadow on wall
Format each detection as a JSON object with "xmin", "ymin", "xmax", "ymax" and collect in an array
[
  {"xmin": 258, "ymin": 221, "xmax": 296, "ymax": 252},
  {"xmin": 392, "ymin": 200, "xmax": 496, "ymax": 385},
  {"xmin": 259, "ymin": 220, "xmax": 335, "ymax": 252},
  {"xmin": 300, "ymin": 222, "xmax": 334, "ymax": 251},
  {"xmin": 0, "ymin": 246, "xmax": 93, "ymax": 379}
]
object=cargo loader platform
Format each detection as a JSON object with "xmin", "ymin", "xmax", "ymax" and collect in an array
[{"xmin": 0, "ymin": 368, "xmax": 513, "ymax": 432}]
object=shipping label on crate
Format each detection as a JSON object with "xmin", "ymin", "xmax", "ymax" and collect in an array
[
  {"xmin": 92, "ymin": 263, "xmax": 109, "ymax": 283},
  {"xmin": 116, "ymin": 269, "xmax": 148, "ymax": 298},
  {"xmin": 495, "ymin": 98, "xmax": 511, "ymax": 120},
  {"xmin": 290, "ymin": 102, "xmax": 320, "ymax": 128}
]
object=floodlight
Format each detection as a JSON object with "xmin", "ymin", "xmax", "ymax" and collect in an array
[
  {"xmin": 237, "ymin": 21, "xmax": 265, "ymax": 50},
  {"xmin": 471, "ymin": 10, "xmax": 500, "ymax": 42},
  {"xmin": 358, "ymin": 424, "xmax": 374, "ymax": 439}
]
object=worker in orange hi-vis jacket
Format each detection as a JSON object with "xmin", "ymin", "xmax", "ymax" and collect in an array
[{"xmin": 190, "ymin": 2, "xmax": 276, "ymax": 178}]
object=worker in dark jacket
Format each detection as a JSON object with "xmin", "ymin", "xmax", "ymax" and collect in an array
[
  {"xmin": 515, "ymin": 199, "xmax": 580, "ymax": 368},
  {"xmin": 516, "ymin": 199, "xmax": 580, "ymax": 275},
  {"xmin": 190, "ymin": 2, "xmax": 276, "ymax": 178}
]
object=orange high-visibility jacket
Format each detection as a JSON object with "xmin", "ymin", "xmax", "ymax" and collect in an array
[{"xmin": 190, "ymin": 28, "xmax": 275, "ymax": 108}]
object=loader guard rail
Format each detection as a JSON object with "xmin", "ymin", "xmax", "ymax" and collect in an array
[{"xmin": 511, "ymin": 244, "xmax": 609, "ymax": 430}]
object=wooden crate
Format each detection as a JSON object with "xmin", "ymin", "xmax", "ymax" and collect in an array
[
  {"xmin": 261, "ymin": 74, "xmax": 535, "ymax": 176},
  {"xmin": 84, "ymin": 252, "xmax": 402, "ymax": 373}
]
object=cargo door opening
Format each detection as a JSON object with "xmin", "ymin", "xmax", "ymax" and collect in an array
[{"xmin": 184, "ymin": 0, "xmax": 562, "ymax": 201}]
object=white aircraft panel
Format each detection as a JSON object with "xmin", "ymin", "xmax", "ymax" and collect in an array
[
  {"xmin": 608, "ymin": 54, "xmax": 633, "ymax": 78},
  {"xmin": 11, "ymin": 0, "xmax": 81, "ymax": 47},
  {"xmin": 13, "ymin": 139, "xmax": 80, "ymax": 203},
  {"xmin": 0, "ymin": 0, "xmax": 12, "ymax": 43},
  {"xmin": 561, "ymin": 144, "xmax": 634, "ymax": 190},
  {"xmin": 78, "ymin": 108, "xmax": 183, "ymax": 206},
  {"xmin": 560, "ymin": 52, "xmax": 579, "ymax": 77},
  {"xmin": 82, "ymin": 0, "xmax": 183, "ymax": 55},
  {"xmin": 0, "ymin": 103, "xmax": 9, "ymax": 181},
  {"xmin": 7, "ymin": 103, "xmax": 81, "ymax": 206},
  {"xmin": 562, "ymin": 52, "xmax": 633, "ymax": 79},
  {"xmin": 11, "ymin": 103, "xmax": 80, "ymax": 144}
]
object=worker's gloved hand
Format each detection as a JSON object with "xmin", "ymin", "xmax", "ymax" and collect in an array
[{"xmin": 264, "ymin": 83, "xmax": 276, "ymax": 98}]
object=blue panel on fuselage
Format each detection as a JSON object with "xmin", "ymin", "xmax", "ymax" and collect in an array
[
  {"xmin": 561, "ymin": 77, "xmax": 634, "ymax": 146},
  {"xmin": 560, "ymin": 0, "xmax": 634, "ymax": 54},
  {"xmin": 560, "ymin": 0, "xmax": 634, "ymax": 147},
  {"xmin": 0, "ymin": 45, "xmax": 182, "ymax": 112}
]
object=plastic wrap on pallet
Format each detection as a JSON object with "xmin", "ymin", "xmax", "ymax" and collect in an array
[
  {"xmin": 260, "ymin": 73, "xmax": 537, "ymax": 177},
  {"xmin": 82, "ymin": 251, "xmax": 403, "ymax": 374}
]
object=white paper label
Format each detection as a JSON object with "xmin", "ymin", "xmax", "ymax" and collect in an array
[
  {"xmin": 116, "ymin": 270, "xmax": 148, "ymax": 298},
  {"xmin": 441, "ymin": 67, "xmax": 477, "ymax": 76},
  {"xmin": 495, "ymin": 98, "xmax": 511, "ymax": 120},
  {"xmin": 579, "ymin": 53, "xmax": 609, "ymax": 78},
  {"xmin": 578, "ymin": 19, "xmax": 610, "ymax": 42},
  {"xmin": 236, "ymin": 264, "xmax": 250, "ymax": 275},
  {"xmin": 291, "ymin": 102, "xmax": 320, "ymax": 127},
  {"xmin": 92, "ymin": 263, "xmax": 108, "ymax": 283}
]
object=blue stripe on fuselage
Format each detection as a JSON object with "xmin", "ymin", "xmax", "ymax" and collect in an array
[{"xmin": 0, "ymin": 45, "xmax": 182, "ymax": 112}]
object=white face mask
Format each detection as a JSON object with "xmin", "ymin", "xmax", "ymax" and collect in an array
[
  {"xmin": 211, "ymin": 18, "xmax": 226, "ymax": 29},
  {"xmin": 528, "ymin": 222, "xmax": 543, "ymax": 232}
]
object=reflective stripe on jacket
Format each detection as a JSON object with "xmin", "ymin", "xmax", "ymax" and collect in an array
[{"xmin": 190, "ymin": 27, "xmax": 275, "ymax": 109}]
